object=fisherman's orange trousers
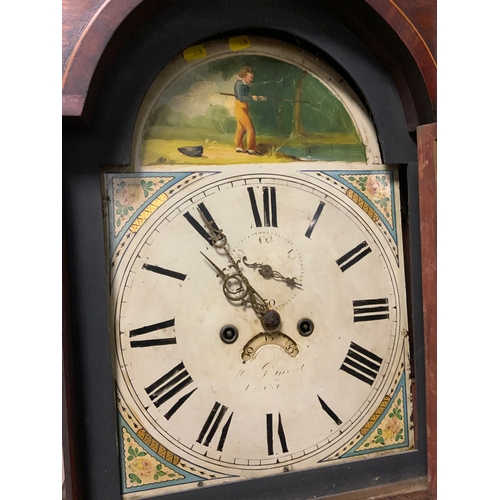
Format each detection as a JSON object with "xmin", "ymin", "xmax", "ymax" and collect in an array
[{"xmin": 234, "ymin": 100, "xmax": 256, "ymax": 151}]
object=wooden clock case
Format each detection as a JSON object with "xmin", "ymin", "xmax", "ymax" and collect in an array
[{"xmin": 62, "ymin": 1, "xmax": 436, "ymax": 499}]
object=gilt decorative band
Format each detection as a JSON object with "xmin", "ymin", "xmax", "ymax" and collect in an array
[{"xmin": 346, "ymin": 189, "xmax": 380, "ymax": 223}]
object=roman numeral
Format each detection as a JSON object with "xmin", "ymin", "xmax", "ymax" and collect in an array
[
  {"xmin": 142, "ymin": 263, "xmax": 186, "ymax": 281},
  {"xmin": 145, "ymin": 362, "xmax": 197, "ymax": 419},
  {"xmin": 130, "ymin": 318, "xmax": 176, "ymax": 348},
  {"xmin": 353, "ymin": 298, "xmax": 389, "ymax": 322},
  {"xmin": 247, "ymin": 186, "xmax": 278, "ymax": 227},
  {"xmin": 340, "ymin": 342, "xmax": 383, "ymax": 386},
  {"xmin": 183, "ymin": 202, "xmax": 220, "ymax": 245},
  {"xmin": 266, "ymin": 413, "xmax": 288, "ymax": 455},
  {"xmin": 317, "ymin": 395, "xmax": 342, "ymax": 425},
  {"xmin": 196, "ymin": 402, "xmax": 233, "ymax": 452},
  {"xmin": 305, "ymin": 201, "xmax": 325, "ymax": 238},
  {"xmin": 336, "ymin": 241, "xmax": 372, "ymax": 272}
]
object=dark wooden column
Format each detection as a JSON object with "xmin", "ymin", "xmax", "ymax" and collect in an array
[{"xmin": 417, "ymin": 122, "xmax": 437, "ymax": 499}]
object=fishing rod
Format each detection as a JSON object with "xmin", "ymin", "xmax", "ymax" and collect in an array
[{"xmin": 219, "ymin": 93, "xmax": 318, "ymax": 104}]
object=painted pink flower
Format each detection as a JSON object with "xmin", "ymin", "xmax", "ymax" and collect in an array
[
  {"xmin": 382, "ymin": 417, "xmax": 401, "ymax": 441},
  {"xmin": 365, "ymin": 177, "xmax": 380, "ymax": 195},
  {"xmin": 121, "ymin": 183, "xmax": 143, "ymax": 205},
  {"xmin": 130, "ymin": 456, "xmax": 154, "ymax": 478}
]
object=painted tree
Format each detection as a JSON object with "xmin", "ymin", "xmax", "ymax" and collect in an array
[
  {"xmin": 208, "ymin": 55, "xmax": 359, "ymax": 140},
  {"xmin": 289, "ymin": 70, "xmax": 308, "ymax": 137}
]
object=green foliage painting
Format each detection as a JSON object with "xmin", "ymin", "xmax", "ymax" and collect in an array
[{"xmin": 142, "ymin": 54, "xmax": 366, "ymax": 165}]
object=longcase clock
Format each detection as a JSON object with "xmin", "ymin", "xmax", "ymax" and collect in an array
[{"xmin": 62, "ymin": 3, "xmax": 434, "ymax": 499}]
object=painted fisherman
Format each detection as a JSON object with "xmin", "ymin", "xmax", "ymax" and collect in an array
[{"xmin": 234, "ymin": 66, "xmax": 267, "ymax": 156}]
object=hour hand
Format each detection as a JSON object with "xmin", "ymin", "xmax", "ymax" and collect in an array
[{"xmin": 242, "ymin": 257, "xmax": 302, "ymax": 289}]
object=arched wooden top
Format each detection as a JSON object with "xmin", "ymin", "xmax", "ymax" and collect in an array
[
  {"xmin": 62, "ymin": 0, "xmax": 144, "ymax": 118},
  {"xmin": 62, "ymin": 0, "xmax": 436, "ymax": 126},
  {"xmin": 366, "ymin": 0, "xmax": 436, "ymax": 106}
]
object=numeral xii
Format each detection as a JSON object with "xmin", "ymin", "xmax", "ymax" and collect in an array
[{"xmin": 247, "ymin": 186, "xmax": 278, "ymax": 227}]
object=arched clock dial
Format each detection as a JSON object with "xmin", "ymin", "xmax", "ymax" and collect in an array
[{"xmin": 111, "ymin": 167, "xmax": 409, "ymax": 479}]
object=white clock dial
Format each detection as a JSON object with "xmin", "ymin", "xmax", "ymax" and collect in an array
[{"xmin": 113, "ymin": 169, "xmax": 405, "ymax": 476}]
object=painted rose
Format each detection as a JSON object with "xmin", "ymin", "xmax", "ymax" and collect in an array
[
  {"xmin": 382, "ymin": 416, "xmax": 401, "ymax": 441},
  {"xmin": 119, "ymin": 182, "xmax": 143, "ymax": 205},
  {"xmin": 129, "ymin": 456, "xmax": 155, "ymax": 479},
  {"xmin": 366, "ymin": 177, "xmax": 388, "ymax": 198}
]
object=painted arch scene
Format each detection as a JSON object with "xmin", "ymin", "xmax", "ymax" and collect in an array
[{"xmin": 141, "ymin": 54, "xmax": 367, "ymax": 165}]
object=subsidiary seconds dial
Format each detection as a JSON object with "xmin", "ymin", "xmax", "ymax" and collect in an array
[{"xmin": 114, "ymin": 172, "xmax": 402, "ymax": 472}]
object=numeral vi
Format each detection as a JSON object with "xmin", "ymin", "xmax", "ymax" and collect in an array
[{"xmin": 266, "ymin": 413, "xmax": 288, "ymax": 455}]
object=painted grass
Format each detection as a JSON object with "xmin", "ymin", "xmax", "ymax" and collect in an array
[{"xmin": 141, "ymin": 128, "xmax": 365, "ymax": 165}]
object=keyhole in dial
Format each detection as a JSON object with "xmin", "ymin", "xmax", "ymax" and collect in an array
[
  {"xmin": 297, "ymin": 318, "xmax": 314, "ymax": 337},
  {"xmin": 220, "ymin": 325, "xmax": 239, "ymax": 344}
]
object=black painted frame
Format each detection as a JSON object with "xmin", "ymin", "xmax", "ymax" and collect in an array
[{"xmin": 62, "ymin": 1, "xmax": 429, "ymax": 499}]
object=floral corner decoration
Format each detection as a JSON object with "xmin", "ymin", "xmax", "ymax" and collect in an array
[
  {"xmin": 122, "ymin": 428, "xmax": 184, "ymax": 488},
  {"xmin": 113, "ymin": 178, "xmax": 167, "ymax": 229}
]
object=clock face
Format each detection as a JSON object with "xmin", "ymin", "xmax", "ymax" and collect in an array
[{"xmin": 110, "ymin": 165, "xmax": 410, "ymax": 488}]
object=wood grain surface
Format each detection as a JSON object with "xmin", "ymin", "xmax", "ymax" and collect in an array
[{"xmin": 62, "ymin": 0, "xmax": 437, "ymax": 123}]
